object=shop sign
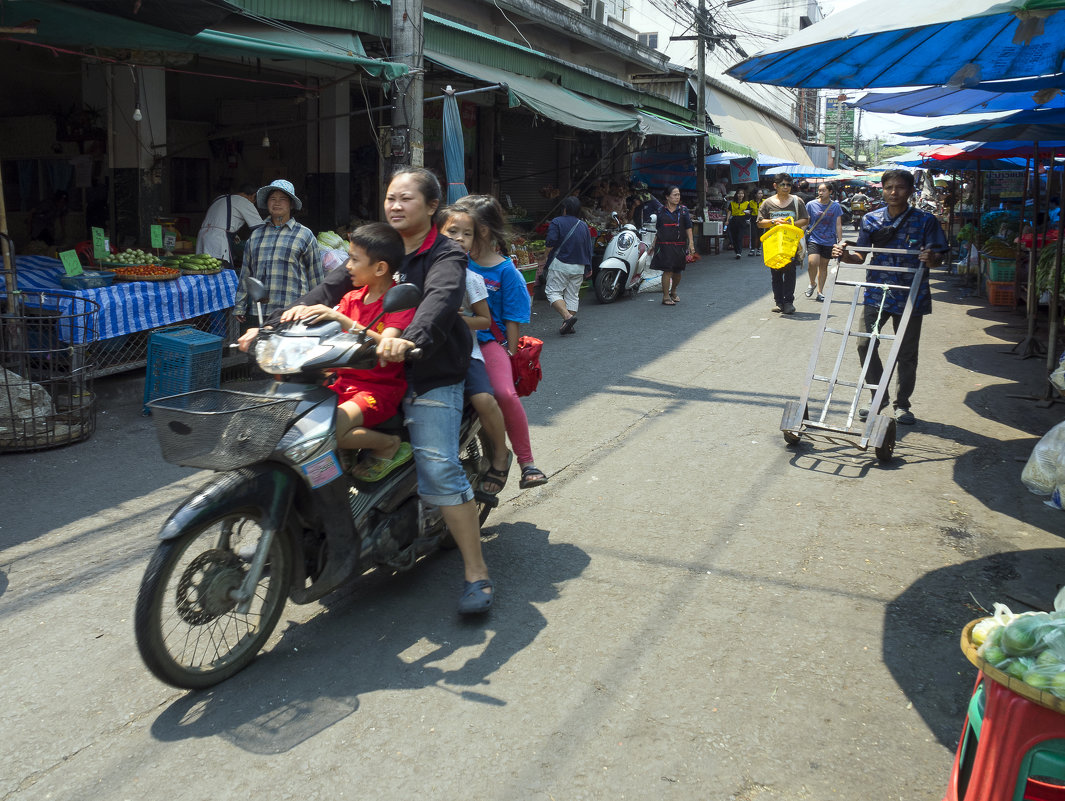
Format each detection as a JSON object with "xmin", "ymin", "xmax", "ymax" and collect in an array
[
  {"xmin": 59, "ymin": 250, "xmax": 83, "ymax": 276},
  {"xmin": 150, "ymin": 224, "xmax": 164, "ymax": 250},
  {"xmin": 92, "ymin": 227, "xmax": 107, "ymax": 260}
]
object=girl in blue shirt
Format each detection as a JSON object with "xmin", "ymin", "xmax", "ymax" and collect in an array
[{"xmin": 440, "ymin": 195, "xmax": 548, "ymax": 490}]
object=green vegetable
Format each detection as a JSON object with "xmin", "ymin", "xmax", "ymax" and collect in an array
[
  {"xmin": 981, "ymin": 644, "xmax": 1008, "ymax": 666},
  {"xmin": 1001, "ymin": 613, "xmax": 1052, "ymax": 657},
  {"xmin": 1024, "ymin": 668, "xmax": 1054, "ymax": 689}
]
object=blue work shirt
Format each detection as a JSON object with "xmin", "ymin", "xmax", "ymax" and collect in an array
[
  {"xmin": 856, "ymin": 206, "xmax": 947, "ymax": 316},
  {"xmin": 545, "ymin": 215, "xmax": 593, "ymax": 267}
]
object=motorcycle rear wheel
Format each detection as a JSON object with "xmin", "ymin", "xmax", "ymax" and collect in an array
[
  {"xmin": 134, "ymin": 509, "xmax": 292, "ymax": 689},
  {"xmin": 594, "ymin": 268, "xmax": 625, "ymax": 304}
]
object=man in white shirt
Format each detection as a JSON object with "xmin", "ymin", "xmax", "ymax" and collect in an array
[{"xmin": 195, "ymin": 184, "xmax": 263, "ymax": 265}]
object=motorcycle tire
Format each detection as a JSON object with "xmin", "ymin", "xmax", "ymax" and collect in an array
[
  {"xmin": 594, "ymin": 268, "xmax": 625, "ymax": 304},
  {"xmin": 134, "ymin": 507, "xmax": 292, "ymax": 689}
]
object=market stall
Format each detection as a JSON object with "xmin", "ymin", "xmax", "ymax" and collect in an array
[{"xmin": 2, "ymin": 255, "xmax": 237, "ymax": 377}]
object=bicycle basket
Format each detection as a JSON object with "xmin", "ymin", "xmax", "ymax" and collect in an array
[
  {"xmin": 760, "ymin": 220, "xmax": 804, "ymax": 270},
  {"xmin": 148, "ymin": 389, "xmax": 301, "ymax": 470}
]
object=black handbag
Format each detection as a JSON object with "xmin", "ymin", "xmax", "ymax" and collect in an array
[{"xmin": 869, "ymin": 207, "xmax": 913, "ymax": 247}]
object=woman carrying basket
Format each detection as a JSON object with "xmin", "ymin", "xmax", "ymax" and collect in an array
[{"xmin": 756, "ymin": 174, "xmax": 809, "ymax": 316}]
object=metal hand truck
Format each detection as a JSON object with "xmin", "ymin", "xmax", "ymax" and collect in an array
[{"xmin": 779, "ymin": 246, "xmax": 927, "ymax": 463}]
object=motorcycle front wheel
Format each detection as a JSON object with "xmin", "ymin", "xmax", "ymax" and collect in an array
[
  {"xmin": 134, "ymin": 508, "xmax": 292, "ymax": 689},
  {"xmin": 594, "ymin": 268, "xmax": 625, "ymax": 304}
]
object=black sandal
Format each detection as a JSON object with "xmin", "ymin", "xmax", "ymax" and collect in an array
[
  {"xmin": 478, "ymin": 450, "xmax": 513, "ymax": 496},
  {"xmin": 519, "ymin": 464, "xmax": 548, "ymax": 488}
]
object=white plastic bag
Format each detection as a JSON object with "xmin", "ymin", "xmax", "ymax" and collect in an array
[{"xmin": 1021, "ymin": 420, "xmax": 1065, "ymax": 507}]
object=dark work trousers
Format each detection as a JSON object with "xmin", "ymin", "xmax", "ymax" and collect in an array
[
  {"xmin": 727, "ymin": 219, "xmax": 747, "ymax": 253},
  {"xmin": 749, "ymin": 217, "xmax": 761, "ymax": 253},
  {"xmin": 856, "ymin": 306, "xmax": 924, "ymax": 410},
  {"xmin": 769, "ymin": 258, "xmax": 798, "ymax": 306}
]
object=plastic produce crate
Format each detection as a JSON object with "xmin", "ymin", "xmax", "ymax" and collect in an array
[
  {"xmin": 986, "ymin": 281, "xmax": 1016, "ymax": 307},
  {"xmin": 987, "ymin": 257, "xmax": 1016, "ymax": 282},
  {"xmin": 143, "ymin": 326, "xmax": 223, "ymax": 413}
]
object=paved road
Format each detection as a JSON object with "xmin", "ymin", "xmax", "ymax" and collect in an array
[{"xmin": 2, "ymin": 251, "xmax": 1061, "ymax": 800}]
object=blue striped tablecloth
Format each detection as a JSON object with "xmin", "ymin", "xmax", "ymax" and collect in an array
[{"xmin": 3, "ymin": 256, "xmax": 238, "ymax": 343}]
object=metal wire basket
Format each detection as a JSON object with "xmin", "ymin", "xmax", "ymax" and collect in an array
[{"xmin": 147, "ymin": 388, "xmax": 300, "ymax": 470}]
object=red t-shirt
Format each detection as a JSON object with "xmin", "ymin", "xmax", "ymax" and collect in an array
[{"xmin": 329, "ymin": 285, "xmax": 417, "ymax": 397}]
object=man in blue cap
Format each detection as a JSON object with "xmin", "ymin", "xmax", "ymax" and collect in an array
[{"xmin": 234, "ymin": 179, "xmax": 324, "ymax": 323}]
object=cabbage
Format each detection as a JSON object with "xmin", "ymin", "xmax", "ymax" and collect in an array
[{"xmin": 317, "ymin": 231, "xmax": 346, "ymax": 250}]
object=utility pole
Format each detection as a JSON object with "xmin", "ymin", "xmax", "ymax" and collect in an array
[
  {"xmin": 696, "ymin": 0, "xmax": 706, "ymax": 219},
  {"xmin": 390, "ymin": 0, "xmax": 424, "ymax": 167},
  {"xmin": 833, "ymin": 94, "xmax": 845, "ymax": 169}
]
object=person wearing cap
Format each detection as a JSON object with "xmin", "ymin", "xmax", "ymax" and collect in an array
[
  {"xmin": 195, "ymin": 184, "xmax": 263, "ymax": 267},
  {"xmin": 234, "ymin": 179, "xmax": 324, "ymax": 323}
]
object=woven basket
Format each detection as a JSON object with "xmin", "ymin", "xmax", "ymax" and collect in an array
[
  {"xmin": 180, "ymin": 268, "xmax": 222, "ymax": 276},
  {"xmin": 113, "ymin": 272, "xmax": 181, "ymax": 282},
  {"xmin": 960, "ymin": 618, "xmax": 1065, "ymax": 715}
]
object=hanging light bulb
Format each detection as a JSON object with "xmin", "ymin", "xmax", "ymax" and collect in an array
[
  {"xmin": 132, "ymin": 107, "xmax": 143, "ymax": 122},
  {"xmin": 262, "ymin": 132, "xmax": 271, "ymax": 148}
]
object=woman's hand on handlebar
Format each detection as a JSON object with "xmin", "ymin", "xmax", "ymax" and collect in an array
[
  {"xmin": 237, "ymin": 328, "xmax": 259, "ymax": 352},
  {"xmin": 280, "ymin": 304, "xmax": 336, "ymax": 324},
  {"xmin": 377, "ymin": 335, "xmax": 418, "ymax": 363}
]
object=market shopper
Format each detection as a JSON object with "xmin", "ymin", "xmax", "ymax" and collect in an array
[
  {"xmin": 651, "ymin": 185, "xmax": 695, "ymax": 306},
  {"xmin": 803, "ymin": 183, "xmax": 845, "ymax": 302},
  {"xmin": 195, "ymin": 184, "xmax": 262, "ymax": 267},
  {"xmin": 543, "ymin": 196, "xmax": 592, "ymax": 335},
  {"xmin": 726, "ymin": 189, "xmax": 750, "ymax": 260},
  {"xmin": 239, "ymin": 167, "xmax": 495, "ymax": 615},
  {"xmin": 757, "ymin": 174, "xmax": 809, "ymax": 315},
  {"xmin": 233, "ymin": 179, "xmax": 323, "ymax": 324},
  {"xmin": 748, "ymin": 188, "xmax": 765, "ymax": 257},
  {"xmin": 832, "ymin": 169, "xmax": 947, "ymax": 426}
]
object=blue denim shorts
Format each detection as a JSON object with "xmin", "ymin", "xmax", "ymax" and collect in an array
[{"xmin": 403, "ymin": 382, "xmax": 474, "ymax": 507}]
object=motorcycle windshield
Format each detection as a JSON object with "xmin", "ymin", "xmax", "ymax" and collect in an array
[{"xmin": 256, "ymin": 335, "xmax": 330, "ymax": 374}]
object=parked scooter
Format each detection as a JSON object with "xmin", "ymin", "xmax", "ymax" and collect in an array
[
  {"xmin": 134, "ymin": 279, "xmax": 494, "ymax": 689},
  {"xmin": 593, "ymin": 211, "xmax": 656, "ymax": 304}
]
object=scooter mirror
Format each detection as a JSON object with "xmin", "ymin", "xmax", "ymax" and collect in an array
[
  {"xmin": 382, "ymin": 282, "xmax": 422, "ymax": 314},
  {"xmin": 243, "ymin": 276, "xmax": 270, "ymax": 306},
  {"xmin": 649, "ymin": 214, "xmax": 657, "ymax": 224},
  {"xmin": 611, "ymin": 211, "xmax": 620, "ymax": 224}
]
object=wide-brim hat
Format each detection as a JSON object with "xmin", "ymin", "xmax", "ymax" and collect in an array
[{"xmin": 256, "ymin": 179, "xmax": 302, "ymax": 211}]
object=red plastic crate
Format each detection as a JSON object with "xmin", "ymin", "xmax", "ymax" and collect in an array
[{"xmin": 987, "ymin": 281, "xmax": 1016, "ymax": 307}]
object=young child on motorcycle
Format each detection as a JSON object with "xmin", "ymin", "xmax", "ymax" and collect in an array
[
  {"xmin": 286, "ymin": 222, "xmax": 418, "ymax": 481},
  {"xmin": 439, "ymin": 204, "xmax": 513, "ymax": 497},
  {"xmin": 439, "ymin": 196, "xmax": 548, "ymax": 489}
]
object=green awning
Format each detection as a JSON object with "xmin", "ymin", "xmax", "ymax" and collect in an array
[
  {"xmin": 1, "ymin": 0, "xmax": 407, "ymax": 80},
  {"xmin": 426, "ymin": 51, "xmax": 639, "ymax": 133}
]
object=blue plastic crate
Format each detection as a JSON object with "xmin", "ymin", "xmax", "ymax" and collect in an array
[{"xmin": 143, "ymin": 326, "xmax": 223, "ymax": 413}]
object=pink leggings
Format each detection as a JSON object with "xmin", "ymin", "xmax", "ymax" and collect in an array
[{"xmin": 480, "ymin": 339, "xmax": 534, "ymax": 465}]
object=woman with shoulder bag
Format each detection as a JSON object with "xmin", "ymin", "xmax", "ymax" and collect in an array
[
  {"xmin": 803, "ymin": 183, "xmax": 845, "ymax": 302},
  {"xmin": 544, "ymin": 195, "xmax": 592, "ymax": 335}
]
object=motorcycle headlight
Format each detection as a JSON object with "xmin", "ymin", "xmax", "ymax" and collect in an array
[
  {"xmin": 255, "ymin": 335, "xmax": 330, "ymax": 374},
  {"xmin": 618, "ymin": 232, "xmax": 635, "ymax": 249}
]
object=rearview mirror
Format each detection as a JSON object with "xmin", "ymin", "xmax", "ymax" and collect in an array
[
  {"xmin": 382, "ymin": 282, "xmax": 421, "ymax": 314},
  {"xmin": 243, "ymin": 276, "xmax": 269, "ymax": 305}
]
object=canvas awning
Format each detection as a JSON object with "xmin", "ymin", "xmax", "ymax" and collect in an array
[{"xmin": 703, "ymin": 88, "xmax": 812, "ymax": 166}]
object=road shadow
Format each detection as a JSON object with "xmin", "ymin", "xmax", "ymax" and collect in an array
[
  {"xmin": 884, "ymin": 548, "xmax": 1065, "ymax": 748},
  {"xmin": 148, "ymin": 523, "xmax": 589, "ymax": 754}
]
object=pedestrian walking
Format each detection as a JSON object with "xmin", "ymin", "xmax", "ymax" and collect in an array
[
  {"xmin": 748, "ymin": 188, "xmax": 765, "ymax": 257},
  {"xmin": 756, "ymin": 174, "xmax": 809, "ymax": 316},
  {"xmin": 648, "ymin": 186, "xmax": 695, "ymax": 306},
  {"xmin": 803, "ymin": 183, "xmax": 845, "ymax": 302},
  {"xmin": 543, "ymin": 196, "xmax": 592, "ymax": 335},
  {"xmin": 726, "ymin": 189, "xmax": 751, "ymax": 260}
]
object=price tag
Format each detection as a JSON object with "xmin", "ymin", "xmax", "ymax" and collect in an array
[
  {"xmin": 59, "ymin": 250, "xmax": 84, "ymax": 276},
  {"xmin": 91, "ymin": 227, "xmax": 107, "ymax": 260},
  {"xmin": 150, "ymin": 224, "xmax": 163, "ymax": 249},
  {"xmin": 163, "ymin": 233, "xmax": 177, "ymax": 250}
]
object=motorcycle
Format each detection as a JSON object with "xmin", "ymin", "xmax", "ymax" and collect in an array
[
  {"xmin": 593, "ymin": 211, "xmax": 657, "ymax": 304},
  {"xmin": 134, "ymin": 279, "xmax": 495, "ymax": 689}
]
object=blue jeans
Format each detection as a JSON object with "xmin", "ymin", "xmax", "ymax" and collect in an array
[{"xmin": 403, "ymin": 382, "xmax": 474, "ymax": 507}]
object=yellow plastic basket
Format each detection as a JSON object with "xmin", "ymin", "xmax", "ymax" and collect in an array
[{"xmin": 760, "ymin": 220, "xmax": 804, "ymax": 270}]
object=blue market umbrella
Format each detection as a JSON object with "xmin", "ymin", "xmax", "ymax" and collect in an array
[
  {"xmin": 442, "ymin": 89, "xmax": 468, "ymax": 203},
  {"xmin": 726, "ymin": 0, "xmax": 1065, "ymax": 89},
  {"xmin": 850, "ymin": 83, "xmax": 1065, "ymax": 116},
  {"xmin": 901, "ymin": 107, "xmax": 1065, "ymax": 142}
]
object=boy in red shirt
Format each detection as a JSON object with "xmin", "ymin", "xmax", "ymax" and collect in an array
[{"xmin": 285, "ymin": 223, "xmax": 416, "ymax": 481}]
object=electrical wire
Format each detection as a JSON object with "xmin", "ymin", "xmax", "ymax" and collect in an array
[{"xmin": 492, "ymin": 0, "xmax": 534, "ymax": 50}]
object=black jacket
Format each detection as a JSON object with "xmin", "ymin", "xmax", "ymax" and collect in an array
[{"xmin": 278, "ymin": 226, "xmax": 471, "ymax": 395}]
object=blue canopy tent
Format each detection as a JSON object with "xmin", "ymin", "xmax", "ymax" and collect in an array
[
  {"xmin": 705, "ymin": 152, "xmax": 799, "ymax": 167},
  {"xmin": 725, "ymin": 1, "xmax": 1065, "ymax": 89},
  {"xmin": 764, "ymin": 166, "xmax": 842, "ymax": 179}
]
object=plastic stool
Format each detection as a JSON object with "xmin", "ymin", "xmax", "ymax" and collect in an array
[{"xmin": 943, "ymin": 673, "xmax": 1065, "ymax": 801}]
